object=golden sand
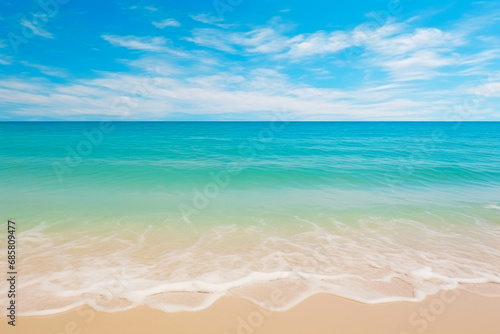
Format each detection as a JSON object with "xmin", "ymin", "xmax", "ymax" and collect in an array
[{"xmin": 2, "ymin": 290, "xmax": 500, "ymax": 334}]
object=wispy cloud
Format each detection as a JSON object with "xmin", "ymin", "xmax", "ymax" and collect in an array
[
  {"xmin": 186, "ymin": 22, "xmax": 400, "ymax": 58},
  {"xmin": 0, "ymin": 56, "xmax": 12, "ymax": 65},
  {"xmin": 189, "ymin": 13, "xmax": 234, "ymax": 28},
  {"xmin": 0, "ymin": 39, "xmax": 12, "ymax": 64},
  {"xmin": 128, "ymin": 5, "xmax": 158, "ymax": 12},
  {"xmin": 190, "ymin": 13, "xmax": 223, "ymax": 24},
  {"xmin": 20, "ymin": 61, "xmax": 68, "ymax": 77},
  {"xmin": 378, "ymin": 50, "xmax": 454, "ymax": 81},
  {"xmin": 20, "ymin": 15, "xmax": 54, "ymax": 39},
  {"xmin": 102, "ymin": 35, "xmax": 168, "ymax": 52},
  {"xmin": 153, "ymin": 18, "xmax": 181, "ymax": 29},
  {"xmin": 2, "ymin": 2, "xmax": 500, "ymax": 120},
  {"xmin": 102, "ymin": 34, "xmax": 190, "ymax": 57},
  {"xmin": 187, "ymin": 27, "xmax": 292, "ymax": 54},
  {"xmin": 185, "ymin": 11, "xmax": 499, "ymax": 86},
  {"xmin": 1, "ymin": 53, "xmax": 497, "ymax": 121},
  {"xmin": 472, "ymin": 81, "xmax": 500, "ymax": 97}
]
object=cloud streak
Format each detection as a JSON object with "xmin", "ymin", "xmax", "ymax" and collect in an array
[
  {"xmin": 102, "ymin": 35, "xmax": 169, "ymax": 52},
  {"xmin": 153, "ymin": 18, "xmax": 181, "ymax": 29},
  {"xmin": 0, "ymin": 55, "xmax": 497, "ymax": 121},
  {"xmin": 20, "ymin": 16, "xmax": 54, "ymax": 39}
]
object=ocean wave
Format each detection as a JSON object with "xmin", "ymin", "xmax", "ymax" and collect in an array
[{"xmin": 1, "ymin": 216, "xmax": 500, "ymax": 315}]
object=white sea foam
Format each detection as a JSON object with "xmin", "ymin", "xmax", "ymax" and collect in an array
[
  {"xmin": 1, "ymin": 216, "xmax": 500, "ymax": 316},
  {"xmin": 484, "ymin": 203, "xmax": 500, "ymax": 210}
]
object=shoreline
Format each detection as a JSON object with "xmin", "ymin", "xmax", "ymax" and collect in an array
[{"xmin": 3, "ymin": 290, "xmax": 500, "ymax": 333}]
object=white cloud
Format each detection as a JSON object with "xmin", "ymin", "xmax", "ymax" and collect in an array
[
  {"xmin": 2, "ymin": 9, "xmax": 500, "ymax": 120},
  {"xmin": 153, "ymin": 18, "xmax": 181, "ymax": 29},
  {"xmin": 184, "ymin": 16, "xmax": 478, "ymax": 85},
  {"xmin": 128, "ymin": 6, "xmax": 159, "ymax": 12},
  {"xmin": 102, "ymin": 35, "xmax": 190, "ymax": 57},
  {"xmin": 0, "ymin": 57, "xmax": 12, "ymax": 65},
  {"xmin": 186, "ymin": 22, "xmax": 402, "ymax": 59},
  {"xmin": 20, "ymin": 16, "xmax": 54, "ymax": 39},
  {"xmin": 378, "ymin": 50, "xmax": 454, "ymax": 81},
  {"xmin": 190, "ymin": 13, "xmax": 223, "ymax": 24},
  {"xmin": 20, "ymin": 61, "xmax": 67, "ymax": 77},
  {"xmin": 363, "ymin": 24, "xmax": 480, "ymax": 81},
  {"xmin": 0, "ymin": 79, "xmax": 48, "ymax": 92},
  {"xmin": 365, "ymin": 27, "xmax": 464, "ymax": 55},
  {"xmin": 0, "ymin": 57, "xmax": 478, "ymax": 120},
  {"xmin": 187, "ymin": 27, "xmax": 292, "ymax": 54},
  {"xmin": 284, "ymin": 31, "xmax": 351, "ymax": 58},
  {"xmin": 186, "ymin": 29, "xmax": 238, "ymax": 53},
  {"xmin": 472, "ymin": 82, "xmax": 500, "ymax": 97},
  {"xmin": 102, "ymin": 35, "xmax": 168, "ymax": 52},
  {"xmin": 456, "ymin": 49, "xmax": 500, "ymax": 66},
  {"xmin": 0, "ymin": 51, "xmax": 12, "ymax": 65}
]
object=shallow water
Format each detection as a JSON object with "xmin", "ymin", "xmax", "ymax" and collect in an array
[{"xmin": 1, "ymin": 121, "xmax": 499, "ymax": 314}]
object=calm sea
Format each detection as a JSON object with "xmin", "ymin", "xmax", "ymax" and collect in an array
[{"xmin": 1, "ymin": 121, "xmax": 500, "ymax": 314}]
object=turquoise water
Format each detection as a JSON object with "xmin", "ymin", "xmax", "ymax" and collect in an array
[
  {"xmin": 1, "ymin": 121, "xmax": 500, "ymax": 314},
  {"xmin": 1, "ymin": 121, "xmax": 500, "ymax": 227}
]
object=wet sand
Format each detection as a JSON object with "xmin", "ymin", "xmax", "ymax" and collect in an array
[{"xmin": 3, "ymin": 290, "xmax": 500, "ymax": 334}]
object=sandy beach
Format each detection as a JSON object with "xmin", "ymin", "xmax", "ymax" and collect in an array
[{"xmin": 3, "ymin": 290, "xmax": 499, "ymax": 334}]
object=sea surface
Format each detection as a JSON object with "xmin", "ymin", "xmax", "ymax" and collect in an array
[{"xmin": 1, "ymin": 121, "xmax": 500, "ymax": 315}]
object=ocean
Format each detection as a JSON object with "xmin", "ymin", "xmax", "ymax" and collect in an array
[{"xmin": 1, "ymin": 121, "xmax": 500, "ymax": 314}]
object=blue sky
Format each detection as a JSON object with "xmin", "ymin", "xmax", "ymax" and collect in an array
[{"xmin": 0, "ymin": 0, "xmax": 499, "ymax": 120}]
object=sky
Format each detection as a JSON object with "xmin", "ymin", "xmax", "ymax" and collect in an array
[{"xmin": 0, "ymin": 0, "xmax": 499, "ymax": 121}]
